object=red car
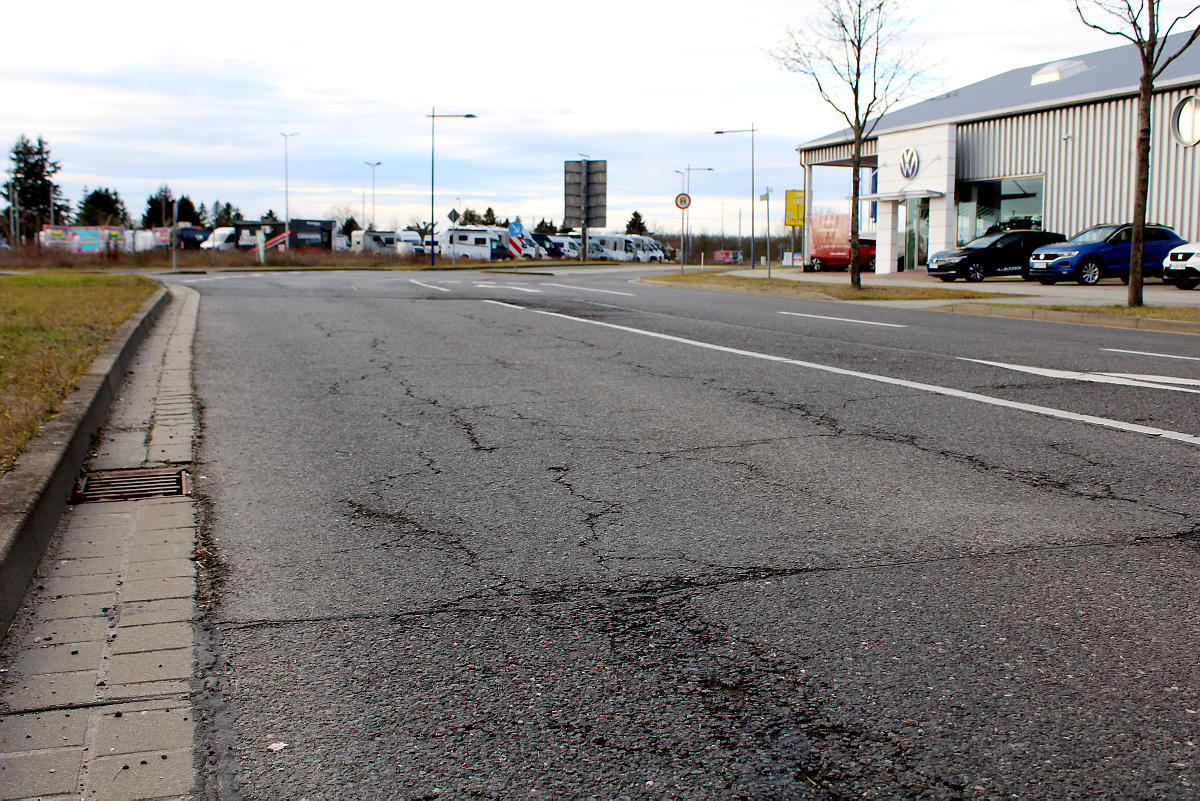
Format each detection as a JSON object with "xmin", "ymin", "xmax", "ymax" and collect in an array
[{"xmin": 810, "ymin": 239, "xmax": 876, "ymax": 271}]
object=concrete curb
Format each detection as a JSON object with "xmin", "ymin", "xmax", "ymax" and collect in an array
[
  {"xmin": 935, "ymin": 302, "xmax": 1200, "ymax": 335},
  {"xmin": 0, "ymin": 286, "xmax": 170, "ymax": 635}
]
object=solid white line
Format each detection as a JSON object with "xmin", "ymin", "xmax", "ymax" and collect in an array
[
  {"xmin": 1102, "ymin": 348, "xmax": 1200, "ymax": 362},
  {"xmin": 410, "ymin": 279, "xmax": 450, "ymax": 292},
  {"xmin": 779, "ymin": 311, "xmax": 907, "ymax": 328},
  {"xmin": 482, "ymin": 300, "xmax": 525, "ymax": 309},
  {"xmin": 514, "ymin": 307, "xmax": 1198, "ymax": 445},
  {"xmin": 961, "ymin": 358, "xmax": 1200, "ymax": 394},
  {"xmin": 540, "ymin": 283, "xmax": 636, "ymax": 296}
]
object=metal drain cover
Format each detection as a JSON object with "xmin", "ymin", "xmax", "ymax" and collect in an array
[{"xmin": 72, "ymin": 468, "xmax": 191, "ymax": 503}]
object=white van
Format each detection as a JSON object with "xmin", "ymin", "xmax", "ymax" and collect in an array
[
  {"xmin": 351, "ymin": 230, "xmax": 402, "ymax": 254},
  {"xmin": 441, "ymin": 226, "xmax": 507, "ymax": 260}
]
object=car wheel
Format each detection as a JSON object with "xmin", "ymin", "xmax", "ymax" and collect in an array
[
  {"xmin": 1021, "ymin": 269, "xmax": 1033, "ymax": 281},
  {"xmin": 1037, "ymin": 278, "xmax": 1057, "ymax": 285},
  {"xmin": 1177, "ymin": 278, "xmax": 1199, "ymax": 290},
  {"xmin": 938, "ymin": 275, "xmax": 956, "ymax": 282},
  {"xmin": 865, "ymin": 256, "xmax": 876, "ymax": 272},
  {"xmin": 1120, "ymin": 275, "xmax": 1129, "ymax": 285},
  {"xmin": 1077, "ymin": 259, "xmax": 1102, "ymax": 285},
  {"xmin": 965, "ymin": 263, "xmax": 985, "ymax": 282},
  {"xmin": 811, "ymin": 257, "xmax": 824, "ymax": 272}
]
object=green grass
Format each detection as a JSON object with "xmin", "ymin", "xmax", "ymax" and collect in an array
[
  {"xmin": 981, "ymin": 303, "xmax": 1200, "ymax": 322},
  {"xmin": 0, "ymin": 272, "xmax": 157, "ymax": 474},
  {"xmin": 650, "ymin": 271, "xmax": 1015, "ymax": 301}
]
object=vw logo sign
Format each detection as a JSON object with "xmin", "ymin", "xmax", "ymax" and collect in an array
[{"xmin": 899, "ymin": 148, "xmax": 919, "ymax": 179}]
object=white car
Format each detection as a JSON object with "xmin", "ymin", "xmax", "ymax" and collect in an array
[{"xmin": 1163, "ymin": 242, "xmax": 1200, "ymax": 290}]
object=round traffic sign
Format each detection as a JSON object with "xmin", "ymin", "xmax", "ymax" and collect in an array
[{"xmin": 675, "ymin": 193, "xmax": 691, "ymax": 210}]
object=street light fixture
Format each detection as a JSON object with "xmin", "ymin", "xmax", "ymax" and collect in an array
[
  {"xmin": 281, "ymin": 132, "xmax": 299, "ymax": 246},
  {"xmin": 364, "ymin": 161, "xmax": 381, "ymax": 231},
  {"xmin": 427, "ymin": 108, "xmax": 477, "ymax": 266},
  {"xmin": 714, "ymin": 125, "xmax": 757, "ymax": 268}
]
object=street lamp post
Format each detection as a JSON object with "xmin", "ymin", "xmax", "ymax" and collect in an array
[
  {"xmin": 427, "ymin": 108, "xmax": 477, "ymax": 267},
  {"xmin": 281, "ymin": 132, "xmax": 299, "ymax": 248},
  {"xmin": 684, "ymin": 165, "xmax": 713, "ymax": 264},
  {"xmin": 364, "ymin": 161, "xmax": 381, "ymax": 231},
  {"xmin": 714, "ymin": 125, "xmax": 757, "ymax": 268}
]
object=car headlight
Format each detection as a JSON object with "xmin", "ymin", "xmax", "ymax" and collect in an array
[{"xmin": 1056, "ymin": 250, "xmax": 1080, "ymax": 258}]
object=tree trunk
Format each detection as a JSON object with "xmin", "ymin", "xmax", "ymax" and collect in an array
[
  {"xmin": 849, "ymin": 133, "xmax": 862, "ymax": 291},
  {"xmin": 1129, "ymin": 67, "xmax": 1153, "ymax": 307}
]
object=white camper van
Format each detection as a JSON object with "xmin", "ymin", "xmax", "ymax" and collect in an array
[
  {"xmin": 589, "ymin": 233, "xmax": 639, "ymax": 262},
  {"xmin": 200, "ymin": 227, "xmax": 237, "ymax": 250}
]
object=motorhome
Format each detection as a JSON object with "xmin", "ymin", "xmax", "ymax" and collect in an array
[
  {"xmin": 441, "ymin": 226, "xmax": 508, "ymax": 260},
  {"xmin": 200, "ymin": 227, "xmax": 237, "ymax": 250},
  {"xmin": 352, "ymin": 230, "xmax": 401, "ymax": 254},
  {"xmin": 589, "ymin": 233, "xmax": 638, "ymax": 262}
]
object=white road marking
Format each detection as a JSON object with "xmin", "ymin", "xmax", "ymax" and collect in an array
[
  {"xmin": 482, "ymin": 300, "xmax": 526, "ymax": 309},
  {"xmin": 498, "ymin": 304, "xmax": 1197, "ymax": 445},
  {"xmin": 1100, "ymin": 373, "xmax": 1200, "ymax": 386},
  {"xmin": 961, "ymin": 359, "xmax": 1200, "ymax": 394},
  {"xmin": 779, "ymin": 311, "xmax": 907, "ymax": 328},
  {"xmin": 474, "ymin": 284, "xmax": 542, "ymax": 293},
  {"xmin": 540, "ymin": 283, "xmax": 636, "ymax": 296},
  {"xmin": 410, "ymin": 279, "xmax": 450, "ymax": 292},
  {"xmin": 345, "ymin": 282, "xmax": 359, "ymax": 292},
  {"xmin": 1102, "ymin": 348, "xmax": 1200, "ymax": 362}
]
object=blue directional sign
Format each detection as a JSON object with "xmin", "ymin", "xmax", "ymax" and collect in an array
[{"xmin": 508, "ymin": 220, "xmax": 524, "ymax": 237}]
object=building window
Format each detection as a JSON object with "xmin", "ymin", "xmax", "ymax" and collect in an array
[
  {"xmin": 955, "ymin": 176, "xmax": 1045, "ymax": 244},
  {"xmin": 1174, "ymin": 96, "xmax": 1199, "ymax": 147}
]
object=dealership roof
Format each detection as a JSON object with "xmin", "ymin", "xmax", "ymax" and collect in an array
[{"xmin": 800, "ymin": 28, "xmax": 1200, "ymax": 152}]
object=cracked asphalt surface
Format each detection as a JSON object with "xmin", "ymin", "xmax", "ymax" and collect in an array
[{"xmin": 178, "ymin": 268, "xmax": 1199, "ymax": 799}]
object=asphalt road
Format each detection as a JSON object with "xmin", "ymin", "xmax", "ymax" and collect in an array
[{"xmin": 176, "ymin": 267, "xmax": 1200, "ymax": 799}]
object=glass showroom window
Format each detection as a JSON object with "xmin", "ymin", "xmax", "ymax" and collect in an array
[{"xmin": 955, "ymin": 176, "xmax": 1045, "ymax": 245}]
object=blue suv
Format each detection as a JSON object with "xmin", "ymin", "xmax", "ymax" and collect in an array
[{"xmin": 1027, "ymin": 223, "xmax": 1185, "ymax": 285}]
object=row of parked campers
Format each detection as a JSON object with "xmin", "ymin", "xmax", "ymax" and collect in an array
[{"xmin": 438, "ymin": 227, "xmax": 672, "ymax": 262}]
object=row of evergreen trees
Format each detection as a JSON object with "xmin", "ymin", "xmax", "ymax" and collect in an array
[{"xmin": 1, "ymin": 135, "xmax": 249, "ymax": 242}]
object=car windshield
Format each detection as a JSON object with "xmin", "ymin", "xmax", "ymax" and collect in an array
[
  {"xmin": 963, "ymin": 234, "xmax": 1005, "ymax": 249},
  {"xmin": 1069, "ymin": 225, "xmax": 1120, "ymax": 244}
]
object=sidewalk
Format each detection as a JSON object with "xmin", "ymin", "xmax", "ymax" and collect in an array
[{"xmin": 0, "ymin": 286, "xmax": 201, "ymax": 800}]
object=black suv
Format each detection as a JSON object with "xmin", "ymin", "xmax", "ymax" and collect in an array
[{"xmin": 929, "ymin": 230, "xmax": 1066, "ymax": 282}]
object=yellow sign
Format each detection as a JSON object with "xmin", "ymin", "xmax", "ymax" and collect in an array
[{"xmin": 785, "ymin": 190, "xmax": 805, "ymax": 226}]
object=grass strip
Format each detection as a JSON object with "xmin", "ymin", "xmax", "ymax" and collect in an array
[
  {"xmin": 976, "ymin": 303, "xmax": 1200, "ymax": 323},
  {"xmin": 0, "ymin": 272, "xmax": 157, "ymax": 474},
  {"xmin": 650, "ymin": 270, "xmax": 1014, "ymax": 301}
]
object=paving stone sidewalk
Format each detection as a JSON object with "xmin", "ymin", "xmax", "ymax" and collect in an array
[{"xmin": 0, "ymin": 286, "xmax": 202, "ymax": 800}]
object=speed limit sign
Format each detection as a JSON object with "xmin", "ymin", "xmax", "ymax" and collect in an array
[{"xmin": 675, "ymin": 193, "xmax": 691, "ymax": 210}]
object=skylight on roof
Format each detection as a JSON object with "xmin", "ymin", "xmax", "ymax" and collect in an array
[{"xmin": 1031, "ymin": 59, "xmax": 1089, "ymax": 86}]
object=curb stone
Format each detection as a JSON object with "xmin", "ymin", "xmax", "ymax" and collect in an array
[{"xmin": 0, "ymin": 287, "xmax": 170, "ymax": 635}]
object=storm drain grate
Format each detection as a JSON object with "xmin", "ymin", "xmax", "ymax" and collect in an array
[{"xmin": 72, "ymin": 468, "xmax": 191, "ymax": 503}]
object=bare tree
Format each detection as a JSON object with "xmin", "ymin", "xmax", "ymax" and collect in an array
[
  {"xmin": 1074, "ymin": 0, "xmax": 1199, "ymax": 306},
  {"xmin": 772, "ymin": 0, "xmax": 926, "ymax": 288}
]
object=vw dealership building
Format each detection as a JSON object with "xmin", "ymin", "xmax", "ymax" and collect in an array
[{"xmin": 797, "ymin": 31, "xmax": 1200, "ymax": 273}]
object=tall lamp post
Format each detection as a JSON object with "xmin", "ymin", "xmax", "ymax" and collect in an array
[
  {"xmin": 684, "ymin": 165, "xmax": 713, "ymax": 264},
  {"xmin": 427, "ymin": 108, "xmax": 476, "ymax": 266},
  {"xmin": 714, "ymin": 125, "xmax": 756, "ymax": 268},
  {"xmin": 364, "ymin": 161, "xmax": 381, "ymax": 231},
  {"xmin": 281, "ymin": 132, "xmax": 299, "ymax": 247}
]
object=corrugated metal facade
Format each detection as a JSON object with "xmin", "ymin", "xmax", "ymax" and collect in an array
[
  {"xmin": 800, "ymin": 138, "xmax": 877, "ymax": 167},
  {"xmin": 957, "ymin": 84, "xmax": 1199, "ymax": 241}
]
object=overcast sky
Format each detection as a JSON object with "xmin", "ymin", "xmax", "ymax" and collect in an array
[{"xmin": 2, "ymin": 0, "xmax": 1162, "ymax": 237}]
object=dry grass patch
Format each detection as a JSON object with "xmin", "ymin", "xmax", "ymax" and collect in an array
[
  {"xmin": 1, "ymin": 272, "xmax": 157, "ymax": 474},
  {"xmin": 650, "ymin": 271, "xmax": 1014, "ymax": 301},
  {"xmin": 981, "ymin": 303, "xmax": 1200, "ymax": 322}
]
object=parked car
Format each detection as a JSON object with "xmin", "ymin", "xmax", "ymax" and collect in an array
[
  {"xmin": 1163, "ymin": 242, "xmax": 1200, "ymax": 290},
  {"xmin": 810, "ymin": 239, "xmax": 876, "ymax": 271},
  {"xmin": 928, "ymin": 230, "xmax": 1065, "ymax": 282},
  {"xmin": 1027, "ymin": 223, "xmax": 1186, "ymax": 285}
]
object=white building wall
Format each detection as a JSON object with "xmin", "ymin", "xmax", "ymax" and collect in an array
[{"xmin": 874, "ymin": 124, "xmax": 957, "ymax": 273}]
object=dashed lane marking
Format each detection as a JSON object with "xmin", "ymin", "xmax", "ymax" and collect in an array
[
  {"xmin": 779, "ymin": 311, "xmax": 907, "ymax": 328},
  {"xmin": 540, "ymin": 283, "xmax": 637, "ymax": 296},
  {"xmin": 487, "ymin": 302, "xmax": 1198, "ymax": 446},
  {"xmin": 1102, "ymin": 348, "xmax": 1200, "ymax": 362}
]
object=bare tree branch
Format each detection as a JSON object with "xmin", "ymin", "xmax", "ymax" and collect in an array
[{"xmin": 770, "ymin": 0, "xmax": 929, "ymax": 288}]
